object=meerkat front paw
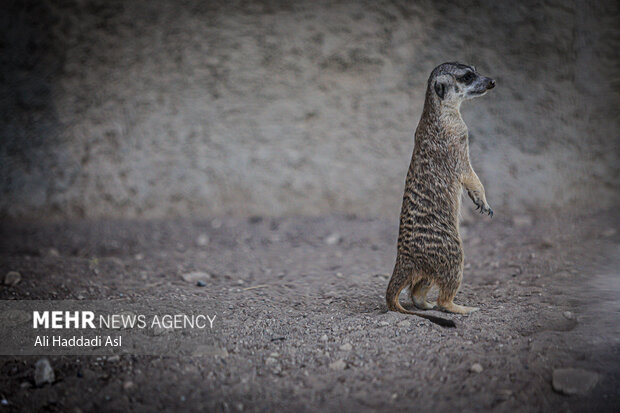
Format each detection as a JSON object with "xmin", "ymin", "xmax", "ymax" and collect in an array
[
  {"xmin": 469, "ymin": 191, "xmax": 493, "ymax": 217},
  {"xmin": 475, "ymin": 203, "xmax": 493, "ymax": 217}
]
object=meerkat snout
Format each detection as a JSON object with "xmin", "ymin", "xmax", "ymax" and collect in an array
[{"xmin": 487, "ymin": 79, "xmax": 496, "ymax": 89}]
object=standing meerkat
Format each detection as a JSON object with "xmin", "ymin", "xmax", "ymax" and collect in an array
[{"xmin": 385, "ymin": 62, "xmax": 496, "ymax": 328}]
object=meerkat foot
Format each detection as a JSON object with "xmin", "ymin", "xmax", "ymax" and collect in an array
[
  {"xmin": 413, "ymin": 297, "xmax": 437, "ymax": 310},
  {"xmin": 437, "ymin": 302, "xmax": 479, "ymax": 314}
]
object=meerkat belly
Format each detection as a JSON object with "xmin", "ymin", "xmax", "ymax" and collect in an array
[{"xmin": 398, "ymin": 183, "xmax": 463, "ymax": 274}]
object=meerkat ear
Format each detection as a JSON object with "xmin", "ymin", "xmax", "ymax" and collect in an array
[{"xmin": 433, "ymin": 75, "xmax": 452, "ymax": 100}]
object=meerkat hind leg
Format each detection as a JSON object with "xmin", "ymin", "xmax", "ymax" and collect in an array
[
  {"xmin": 437, "ymin": 302, "xmax": 479, "ymax": 314},
  {"xmin": 410, "ymin": 278, "xmax": 436, "ymax": 310},
  {"xmin": 436, "ymin": 278, "xmax": 479, "ymax": 314}
]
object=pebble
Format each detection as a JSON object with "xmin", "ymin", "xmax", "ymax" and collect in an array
[
  {"xmin": 320, "ymin": 334, "xmax": 328, "ymax": 342},
  {"xmin": 196, "ymin": 234, "xmax": 210, "ymax": 246},
  {"xmin": 562, "ymin": 311, "xmax": 574, "ymax": 320},
  {"xmin": 107, "ymin": 355, "xmax": 120, "ymax": 362},
  {"xmin": 0, "ymin": 398, "xmax": 7, "ymax": 406},
  {"xmin": 324, "ymin": 233, "xmax": 341, "ymax": 245},
  {"xmin": 123, "ymin": 380, "xmax": 135, "ymax": 390},
  {"xmin": 552, "ymin": 368, "xmax": 599, "ymax": 395},
  {"xmin": 196, "ymin": 280, "xmax": 206, "ymax": 287},
  {"xmin": 191, "ymin": 345, "xmax": 228, "ymax": 358},
  {"xmin": 469, "ymin": 363, "xmax": 484, "ymax": 373},
  {"xmin": 3, "ymin": 271, "xmax": 21, "ymax": 286},
  {"xmin": 34, "ymin": 358, "xmax": 55, "ymax": 386},
  {"xmin": 339, "ymin": 343, "xmax": 353, "ymax": 351},
  {"xmin": 397, "ymin": 320, "xmax": 411, "ymax": 328},
  {"xmin": 378, "ymin": 321, "xmax": 389, "ymax": 327},
  {"xmin": 181, "ymin": 271, "xmax": 211, "ymax": 283},
  {"xmin": 47, "ymin": 248, "xmax": 60, "ymax": 257},
  {"xmin": 329, "ymin": 359, "xmax": 346, "ymax": 371}
]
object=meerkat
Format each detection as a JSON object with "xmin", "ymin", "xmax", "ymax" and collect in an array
[{"xmin": 385, "ymin": 62, "xmax": 495, "ymax": 328}]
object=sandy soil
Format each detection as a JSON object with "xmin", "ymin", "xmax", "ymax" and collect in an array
[{"xmin": 0, "ymin": 210, "xmax": 619, "ymax": 412}]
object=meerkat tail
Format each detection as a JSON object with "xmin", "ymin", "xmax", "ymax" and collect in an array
[{"xmin": 387, "ymin": 278, "xmax": 456, "ymax": 328}]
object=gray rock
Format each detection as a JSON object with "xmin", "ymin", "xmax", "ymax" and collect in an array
[
  {"xmin": 397, "ymin": 320, "xmax": 411, "ymax": 328},
  {"xmin": 3, "ymin": 271, "xmax": 21, "ymax": 286},
  {"xmin": 324, "ymin": 233, "xmax": 341, "ymax": 245},
  {"xmin": 552, "ymin": 368, "xmax": 598, "ymax": 395},
  {"xmin": 329, "ymin": 359, "xmax": 346, "ymax": 371},
  {"xmin": 469, "ymin": 363, "xmax": 483, "ymax": 373},
  {"xmin": 196, "ymin": 234, "xmax": 210, "ymax": 246},
  {"xmin": 47, "ymin": 248, "xmax": 60, "ymax": 257},
  {"xmin": 34, "ymin": 358, "xmax": 55, "ymax": 386},
  {"xmin": 191, "ymin": 345, "xmax": 228, "ymax": 358},
  {"xmin": 181, "ymin": 271, "xmax": 211, "ymax": 283},
  {"xmin": 339, "ymin": 343, "xmax": 353, "ymax": 351}
]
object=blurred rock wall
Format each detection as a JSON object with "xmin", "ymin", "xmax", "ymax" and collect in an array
[{"xmin": 1, "ymin": 0, "xmax": 618, "ymax": 220}]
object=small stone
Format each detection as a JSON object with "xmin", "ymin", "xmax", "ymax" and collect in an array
[
  {"xmin": 34, "ymin": 358, "xmax": 55, "ymax": 386},
  {"xmin": 123, "ymin": 380, "xmax": 135, "ymax": 390},
  {"xmin": 134, "ymin": 253, "xmax": 144, "ymax": 261},
  {"xmin": 320, "ymin": 334, "xmax": 328, "ymax": 342},
  {"xmin": 562, "ymin": 311, "xmax": 574, "ymax": 320},
  {"xmin": 20, "ymin": 381, "xmax": 32, "ymax": 388},
  {"xmin": 196, "ymin": 234, "xmax": 210, "ymax": 246},
  {"xmin": 265, "ymin": 357, "xmax": 278, "ymax": 366},
  {"xmin": 552, "ymin": 368, "xmax": 599, "ymax": 395},
  {"xmin": 4, "ymin": 271, "xmax": 21, "ymax": 286},
  {"xmin": 324, "ymin": 233, "xmax": 341, "ymax": 245},
  {"xmin": 1, "ymin": 398, "xmax": 8, "ymax": 406},
  {"xmin": 47, "ymin": 248, "xmax": 60, "ymax": 257},
  {"xmin": 378, "ymin": 321, "xmax": 389, "ymax": 327},
  {"xmin": 339, "ymin": 343, "xmax": 353, "ymax": 351},
  {"xmin": 470, "ymin": 363, "xmax": 483, "ymax": 373},
  {"xmin": 196, "ymin": 280, "xmax": 206, "ymax": 287},
  {"xmin": 190, "ymin": 345, "xmax": 228, "ymax": 358},
  {"xmin": 107, "ymin": 355, "xmax": 120, "ymax": 362},
  {"xmin": 329, "ymin": 359, "xmax": 346, "ymax": 371},
  {"xmin": 181, "ymin": 271, "xmax": 211, "ymax": 283},
  {"xmin": 397, "ymin": 320, "xmax": 411, "ymax": 328}
]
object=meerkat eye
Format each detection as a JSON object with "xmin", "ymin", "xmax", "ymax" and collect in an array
[{"xmin": 459, "ymin": 72, "xmax": 475, "ymax": 85}]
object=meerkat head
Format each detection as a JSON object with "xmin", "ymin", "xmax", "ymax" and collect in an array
[{"xmin": 428, "ymin": 62, "xmax": 495, "ymax": 106}]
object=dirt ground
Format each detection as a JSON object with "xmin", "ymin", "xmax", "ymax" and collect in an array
[{"xmin": 0, "ymin": 210, "xmax": 619, "ymax": 412}]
